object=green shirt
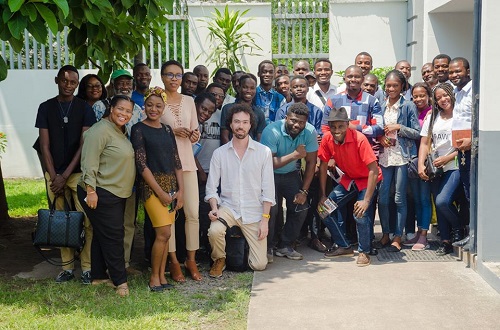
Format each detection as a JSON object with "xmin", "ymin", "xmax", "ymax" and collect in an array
[{"xmin": 80, "ymin": 119, "xmax": 135, "ymax": 198}]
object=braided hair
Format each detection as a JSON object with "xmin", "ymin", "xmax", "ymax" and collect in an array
[{"xmin": 427, "ymin": 82, "xmax": 455, "ymax": 139}]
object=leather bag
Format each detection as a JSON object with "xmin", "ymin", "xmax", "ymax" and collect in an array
[
  {"xmin": 218, "ymin": 217, "xmax": 249, "ymax": 272},
  {"xmin": 33, "ymin": 197, "xmax": 85, "ymax": 250},
  {"xmin": 424, "ymin": 151, "xmax": 443, "ymax": 181}
]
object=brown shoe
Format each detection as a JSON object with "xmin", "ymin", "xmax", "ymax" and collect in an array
[
  {"xmin": 309, "ymin": 238, "xmax": 327, "ymax": 252},
  {"xmin": 356, "ymin": 252, "xmax": 371, "ymax": 267},
  {"xmin": 184, "ymin": 260, "xmax": 203, "ymax": 281},
  {"xmin": 209, "ymin": 258, "xmax": 226, "ymax": 278},
  {"xmin": 116, "ymin": 283, "xmax": 129, "ymax": 297},
  {"xmin": 324, "ymin": 246, "xmax": 354, "ymax": 258},
  {"xmin": 169, "ymin": 262, "xmax": 186, "ymax": 283}
]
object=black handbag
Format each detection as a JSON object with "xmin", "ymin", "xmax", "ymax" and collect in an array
[
  {"xmin": 424, "ymin": 150, "xmax": 443, "ymax": 180},
  {"xmin": 218, "ymin": 217, "xmax": 249, "ymax": 272},
  {"xmin": 407, "ymin": 156, "xmax": 420, "ymax": 179},
  {"xmin": 33, "ymin": 196, "xmax": 85, "ymax": 265}
]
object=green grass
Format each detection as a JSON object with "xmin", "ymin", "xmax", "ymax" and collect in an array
[
  {"xmin": 0, "ymin": 272, "xmax": 252, "ymax": 329},
  {"xmin": 4, "ymin": 178, "xmax": 47, "ymax": 217}
]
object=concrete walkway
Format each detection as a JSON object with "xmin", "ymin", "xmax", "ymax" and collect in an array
[{"xmin": 248, "ymin": 245, "xmax": 500, "ymax": 329}]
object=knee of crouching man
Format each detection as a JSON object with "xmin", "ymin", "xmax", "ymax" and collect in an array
[{"xmin": 249, "ymin": 260, "xmax": 267, "ymax": 271}]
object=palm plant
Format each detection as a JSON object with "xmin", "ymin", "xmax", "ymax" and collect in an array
[{"xmin": 200, "ymin": 5, "xmax": 262, "ymax": 74}]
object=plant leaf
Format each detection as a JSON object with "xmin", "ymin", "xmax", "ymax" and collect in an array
[
  {"xmin": 0, "ymin": 55, "xmax": 8, "ymax": 81},
  {"xmin": 7, "ymin": 14, "xmax": 27, "ymax": 39},
  {"xmin": 8, "ymin": 0, "xmax": 24, "ymax": 12},
  {"xmin": 34, "ymin": 3, "xmax": 58, "ymax": 34},
  {"xmin": 52, "ymin": 0, "xmax": 69, "ymax": 18}
]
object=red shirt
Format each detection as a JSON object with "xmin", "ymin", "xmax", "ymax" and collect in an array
[{"xmin": 318, "ymin": 128, "xmax": 382, "ymax": 191}]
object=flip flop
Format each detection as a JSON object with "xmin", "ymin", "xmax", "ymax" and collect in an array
[{"xmin": 387, "ymin": 244, "xmax": 402, "ymax": 252}]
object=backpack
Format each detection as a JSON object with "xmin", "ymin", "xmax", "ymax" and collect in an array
[{"xmin": 218, "ymin": 218, "xmax": 249, "ymax": 272}]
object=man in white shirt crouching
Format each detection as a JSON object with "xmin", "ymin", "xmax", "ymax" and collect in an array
[{"xmin": 205, "ymin": 104, "xmax": 276, "ymax": 278}]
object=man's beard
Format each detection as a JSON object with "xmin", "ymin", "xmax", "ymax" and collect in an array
[{"xmin": 233, "ymin": 129, "xmax": 249, "ymax": 140}]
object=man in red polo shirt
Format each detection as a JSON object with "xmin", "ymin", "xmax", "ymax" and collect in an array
[{"xmin": 318, "ymin": 107, "xmax": 382, "ymax": 266}]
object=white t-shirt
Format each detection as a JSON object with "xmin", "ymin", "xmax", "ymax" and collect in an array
[
  {"xmin": 421, "ymin": 114, "xmax": 458, "ymax": 172},
  {"xmin": 197, "ymin": 109, "xmax": 222, "ymax": 172}
]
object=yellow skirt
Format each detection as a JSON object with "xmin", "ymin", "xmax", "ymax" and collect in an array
[{"xmin": 144, "ymin": 194, "xmax": 176, "ymax": 227}]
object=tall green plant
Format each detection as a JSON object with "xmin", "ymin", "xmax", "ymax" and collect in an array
[{"xmin": 200, "ymin": 5, "xmax": 262, "ymax": 74}]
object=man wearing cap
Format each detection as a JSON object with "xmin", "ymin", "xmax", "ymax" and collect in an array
[
  {"xmin": 305, "ymin": 71, "xmax": 316, "ymax": 88},
  {"xmin": 261, "ymin": 102, "xmax": 318, "ymax": 261},
  {"xmin": 318, "ymin": 107, "xmax": 382, "ymax": 266},
  {"xmin": 92, "ymin": 69, "xmax": 145, "ymax": 275}
]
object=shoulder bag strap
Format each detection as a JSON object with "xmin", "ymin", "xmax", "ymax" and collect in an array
[{"xmin": 315, "ymin": 90, "xmax": 327, "ymax": 105}]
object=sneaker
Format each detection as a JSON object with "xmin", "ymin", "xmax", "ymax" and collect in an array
[
  {"xmin": 403, "ymin": 232, "xmax": 421, "ymax": 246},
  {"xmin": 412, "ymin": 236, "xmax": 430, "ymax": 251},
  {"xmin": 267, "ymin": 248, "xmax": 274, "ymax": 264},
  {"xmin": 324, "ymin": 246, "xmax": 354, "ymax": 258},
  {"xmin": 275, "ymin": 247, "xmax": 303, "ymax": 260},
  {"xmin": 356, "ymin": 252, "xmax": 371, "ymax": 267},
  {"xmin": 406, "ymin": 232, "xmax": 417, "ymax": 241},
  {"xmin": 209, "ymin": 258, "xmax": 226, "ymax": 278},
  {"xmin": 55, "ymin": 270, "xmax": 74, "ymax": 283},
  {"xmin": 436, "ymin": 242, "xmax": 453, "ymax": 256},
  {"xmin": 81, "ymin": 270, "xmax": 92, "ymax": 285}
]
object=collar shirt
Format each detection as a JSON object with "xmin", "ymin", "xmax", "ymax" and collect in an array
[
  {"xmin": 321, "ymin": 90, "xmax": 383, "ymax": 138},
  {"xmin": 260, "ymin": 119, "xmax": 318, "ymax": 174},
  {"xmin": 92, "ymin": 99, "xmax": 145, "ymax": 137},
  {"xmin": 275, "ymin": 100, "xmax": 324, "ymax": 135},
  {"xmin": 318, "ymin": 128, "xmax": 382, "ymax": 191},
  {"xmin": 205, "ymin": 137, "xmax": 276, "ymax": 224},
  {"xmin": 454, "ymin": 80, "xmax": 473, "ymax": 129},
  {"xmin": 253, "ymin": 85, "xmax": 286, "ymax": 124},
  {"xmin": 307, "ymin": 82, "xmax": 337, "ymax": 110},
  {"xmin": 131, "ymin": 90, "xmax": 145, "ymax": 109}
]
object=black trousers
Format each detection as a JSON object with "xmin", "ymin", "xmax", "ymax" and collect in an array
[{"xmin": 78, "ymin": 186, "xmax": 127, "ymax": 286}]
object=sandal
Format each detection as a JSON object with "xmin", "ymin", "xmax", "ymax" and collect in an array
[
  {"xmin": 373, "ymin": 238, "xmax": 391, "ymax": 249},
  {"xmin": 184, "ymin": 260, "xmax": 203, "ymax": 281},
  {"xmin": 116, "ymin": 283, "xmax": 129, "ymax": 297},
  {"xmin": 169, "ymin": 262, "xmax": 186, "ymax": 283},
  {"xmin": 387, "ymin": 242, "xmax": 402, "ymax": 253}
]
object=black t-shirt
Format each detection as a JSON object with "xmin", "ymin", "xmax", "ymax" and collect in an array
[{"xmin": 34, "ymin": 96, "xmax": 96, "ymax": 174}]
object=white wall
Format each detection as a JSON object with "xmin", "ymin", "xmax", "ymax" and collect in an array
[
  {"xmin": 329, "ymin": 0, "xmax": 408, "ymax": 86},
  {"xmin": 187, "ymin": 2, "xmax": 272, "ymax": 76}
]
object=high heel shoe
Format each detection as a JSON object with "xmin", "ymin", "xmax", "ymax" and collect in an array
[
  {"xmin": 169, "ymin": 262, "xmax": 186, "ymax": 283},
  {"xmin": 184, "ymin": 260, "xmax": 202, "ymax": 281}
]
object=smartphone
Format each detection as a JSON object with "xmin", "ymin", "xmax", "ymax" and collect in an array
[{"xmin": 168, "ymin": 191, "xmax": 177, "ymax": 213}]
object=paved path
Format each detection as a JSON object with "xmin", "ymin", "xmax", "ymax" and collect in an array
[{"xmin": 248, "ymin": 245, "xmax": 500, "ymax": 330}]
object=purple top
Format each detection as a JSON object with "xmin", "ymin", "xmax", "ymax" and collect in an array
[{"xmin": 418, "ymin": 105, "xmax": 432, "ymax": 127}]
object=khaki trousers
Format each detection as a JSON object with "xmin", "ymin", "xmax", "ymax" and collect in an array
[
  {"xmin": 208, "ymin": 206, "xmax": 267, "ymax": 271},
  {"xmin": 44, "ymin": 172, "xmax": 92, "ymax": 271},
  {"xmin": 169, "ymin": 171, "xmax": 199, "ymax": 252}
]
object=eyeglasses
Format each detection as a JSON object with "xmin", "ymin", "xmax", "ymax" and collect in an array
[
  {"xmin": 86, "ymin": 84, "xmax": 102, "ymax": 89},
  {"xmin": 210, "ymin": 92, "xmax": 225, "ymax": 99},
  {"xmin": 162, "ymin": 72, "xmax": 183, "ymax": 80}
]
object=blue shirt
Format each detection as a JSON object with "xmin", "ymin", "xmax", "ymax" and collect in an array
[
  {"xmin": 131, "ymin": 90, "xmax": 145, "ymax": 109},
  {"xmin": 260, "ymin": 119, "xmax": 318, "ymax": 174},
  {"xmin": 252, "ymin": 85, "xmax": 285, "ymax": 124},
  {"xmin": 275, "ymin": 101, "xmax": 323, "ymax": 136}
]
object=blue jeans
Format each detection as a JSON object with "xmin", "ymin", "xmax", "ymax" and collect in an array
[
  {"xmin": 322, "ymin": 184, "xmax": 376, "ymax": 253},
  {"xmin": 409, "ymin": 177, "xmax": 431, "ymax": 230},
  {"xmin": 378, "ymin": 165, "xmax": 408, "ymax": 237},
  {"xmin": 431, "ymin": 170, "xmax": 461, "ymax": 241}
]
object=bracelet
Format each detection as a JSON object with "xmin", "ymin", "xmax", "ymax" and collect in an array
[
  {"xmin": 262, "ymin": 213, "xmax": 271, "ymax": 219},
  {"xmin": 299, "ymin": 189, "xmax": 308, "ymax": 196}
]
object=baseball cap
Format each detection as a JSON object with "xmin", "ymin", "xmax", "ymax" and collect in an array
[
  {"xmin": 111, "ymin": 69, "xmax": 133, "ymax": 80},
  {"xmin": 324, "ymin": 107, "xmax": 350, "ymax": 122},
  {"xmin": 305, "ymin": 71, "xmax": 315, "ymax": 79}
]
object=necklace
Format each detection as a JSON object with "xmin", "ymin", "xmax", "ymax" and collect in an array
[{"xmin": 58, "ymin": 99, "xmax": 74, "ymax": 124}]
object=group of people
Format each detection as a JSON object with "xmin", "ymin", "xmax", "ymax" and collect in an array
[{"xmin": 34, "ymin": 50, "xmax": 473, "ymax": 296}]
